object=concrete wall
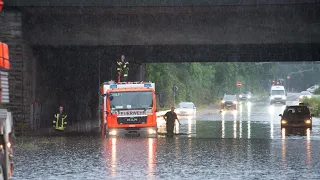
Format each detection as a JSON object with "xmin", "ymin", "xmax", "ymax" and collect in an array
[
  {"xmin": 0, "ymin": 9, "xmax": 36, "ymax": 133},
  {"xmin": 22, "ymin": 5, "xmax": 320, "ymax": 46},
  {"xmin": 5, "ymin": 0, "xmax": 320, "ymax": 7}
]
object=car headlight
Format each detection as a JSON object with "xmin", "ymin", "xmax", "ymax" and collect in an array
[
  {"xmin": 305, "ymin": 120, "xmax": 311, "ymax": 124},
  {"xmin": 270, "ymin": 97, "xmax": 274, "ymax": 100},
  {"xmin": 233, "ymin": 101, "xmax": 237, "ymax": 104},
  {"xmin": 281, "ymin": 120, "xmax": 287, "ymax": 124},
  {"xmin": 221, "ymin": 100, "xmax": 225, "ymax": 103},
  {"xmin": 283, "ymin": 96, "xmax": 286, "ymax": 100},
  {"xmin": 307, "ymin": 95, "xmax": 312, "ymax": 98},
  {"xmin": 247, "ymin": 95, "xmax": 251, "ymax": 99},
  {"xmin": 239, "ymin": 95, "xmax": 243, "ymax": 98}
]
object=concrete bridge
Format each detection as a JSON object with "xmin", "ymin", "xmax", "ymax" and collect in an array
[{"xmin": 1, "ymin": 0, "xmax": 320, "ymax": 134}]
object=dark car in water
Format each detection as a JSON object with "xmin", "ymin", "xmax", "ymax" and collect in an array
[
  {"xmin": 279, "ymin": 104, "xmax": 313, "ymax": 130},
  {"xmin": 221, "ymin": 94, "xmax": 238, "ymax": 110}
]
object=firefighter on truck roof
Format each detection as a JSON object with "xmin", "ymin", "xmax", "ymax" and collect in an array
[{"xmin": 117, "ymin": 55, "xmax": 129, "ymax": 82}]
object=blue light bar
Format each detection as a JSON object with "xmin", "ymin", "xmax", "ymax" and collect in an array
[
  {"xmin": 110, "ymin": 85, "xmax": 117, "ymax": 88},
  {"xmin": 144, "ymin": 84, "xmax": 152, "ymax": 87}
]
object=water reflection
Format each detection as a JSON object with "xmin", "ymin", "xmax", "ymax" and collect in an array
[
  {"xmin": 221, "ymin": 111, "xmax": 225, "ymax": 138},
  {"xmin": 148, "ymin": 138, "xmax": 157, "ymax": 179},
  {"xmin": 102, "ymin": 138, "xmax": 157, "ymax": 178},
  {"xmin": 306, "ymin": 128, "xmax": 311, "ymax": 167},
  {"xmin": 281, "ymin": 128, "xmax": 311, "ymax": 168},
  {"xmin": 281, "ymin": 137, "xmax": 286, "ymax": 168}
]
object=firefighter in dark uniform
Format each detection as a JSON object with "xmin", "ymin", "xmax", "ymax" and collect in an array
[
  {"xmin": 53, "ymin": 106, "xmax": 68, "ymax": 131},
  {"xmin": 163, "ymin": 107, "xmax": 181, "ymax": 137},
  {"xmin": 117, "ymin": 55, "xmax": 129, "ymax": 82}
]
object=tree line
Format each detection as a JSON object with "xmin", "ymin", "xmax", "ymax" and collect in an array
[{"xmin": 146, "ymin": 62, "xmax": 276, "ymax": 107}]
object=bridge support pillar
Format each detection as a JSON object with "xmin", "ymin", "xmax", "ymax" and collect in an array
[{"xmin": 0, "ymin": 10, "xmax": 36, "ymax": 134}]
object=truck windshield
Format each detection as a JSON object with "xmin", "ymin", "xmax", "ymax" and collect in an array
[
  {"xmin": 110, "ymin": 91, "xmax": 153, "ymax": 110},
  {"xmin": 271, "ymin": 90, "xmax": 285, "ymax": 95}
]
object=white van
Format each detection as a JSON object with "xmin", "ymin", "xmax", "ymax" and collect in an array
[{"xmin": 269, "ymin": 85, "xmax": 287, "ymax": 105}]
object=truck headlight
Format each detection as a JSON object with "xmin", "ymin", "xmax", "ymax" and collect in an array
[
  {"xmin": 305, "ymin": 120, "xmax": 311, "ymax": 124},
  {"xmin": 282, "ymin": 96, "xmax": 286, "ymax": 100},
  {"xmin": 281, "ymin": 120, "xmax": 287, "ymax": 124},
  {"xmin": 148, "ymin": 129, "xmax": 157, "ymax": 134},
  {"xmin": 109, "ymin": 130, "xmax": 117, "ymax": 136},
  {"xmin": 247, "ymin": 95, "xmax": 251, "ymax": 99},
  {"xmin": 239, "ymin": 95, "xmax": 243, "ymax": 98}
]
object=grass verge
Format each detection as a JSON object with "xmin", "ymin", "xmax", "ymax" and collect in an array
[{"xmin": 301, "ymin": 97, "xmax": 320, "ymax": 117}]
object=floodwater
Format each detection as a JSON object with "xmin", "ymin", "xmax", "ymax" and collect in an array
[{"xmin": 12, "ymin": 93, "xmax": 320, "ymax": 179}]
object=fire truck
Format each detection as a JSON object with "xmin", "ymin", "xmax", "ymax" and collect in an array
[
  {"xmin": 100, "ymin": 81, "xmax": 163, "ymax": 138},
  {"xmin": 0, "ymin": 42, "xmax": 14, "ymax": 179}
]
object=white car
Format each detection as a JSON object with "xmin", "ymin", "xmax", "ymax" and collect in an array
[
  {"xmin": 307, "ymin": 85, "xmax": 319, "ymax": 93},
  {"xmin": 175, "ymin": 102, "xmax": 196, "ymax": 116},
  {"xmin": 299, "ymin": 91, "xmax": 312, "ymax": 102}
]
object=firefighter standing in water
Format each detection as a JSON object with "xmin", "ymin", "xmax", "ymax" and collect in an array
[
  {"xmin": 163, "ymin": 107, "xmax": 181, "ymax": 137},
  {"xmin": 53, "ymin": 106, "xmax": 68, "ymax": 130},
  {"xmin": 117, "ymin": 55, "xmax": 129, "ymax": 82}
]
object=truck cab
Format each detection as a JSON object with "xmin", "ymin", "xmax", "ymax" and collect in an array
[
  {"xmin": 269, "ymin": 85, "xmax": 287, "ymax": 105},
  {"xmin": 100, "ymin": 81, "xmax": 163, "ymax": 138}
]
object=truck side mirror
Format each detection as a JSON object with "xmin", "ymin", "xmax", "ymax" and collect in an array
[{"xmin": 106, "ymin": 93, "xmax": 113, "ymax": 101}]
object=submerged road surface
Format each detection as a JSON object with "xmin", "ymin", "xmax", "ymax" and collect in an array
[{"xmin": 13, "ymin": 93, "xmax": 320, "ymax": 179}]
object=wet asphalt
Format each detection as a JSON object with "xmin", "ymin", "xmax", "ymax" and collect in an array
[{"xmin": 12, "ymin": 93, "xmax": 320, "ymax": 179}]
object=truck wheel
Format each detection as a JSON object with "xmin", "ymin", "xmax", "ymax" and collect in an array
[{"xmin": 104, "ymin": 125, "xmax": 109, "ymax": 138}]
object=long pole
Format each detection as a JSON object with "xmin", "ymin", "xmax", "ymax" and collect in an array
[
  {"xmin": 173, "ymin": 91, "xmax": 175, "ymax": 107},
  {"xmin": 98, "ymin": 58, "xmax": 101, "ymax": 129}
]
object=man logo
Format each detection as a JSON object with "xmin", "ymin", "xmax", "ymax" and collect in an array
[{"xmin": 127, "ymin": 118, "xmax": 138, "ymax": 122}]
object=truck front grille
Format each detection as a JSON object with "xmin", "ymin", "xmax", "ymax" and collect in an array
[{"xmin": 117, "ymin": 116, "xmax": 147, "ymax": 124}]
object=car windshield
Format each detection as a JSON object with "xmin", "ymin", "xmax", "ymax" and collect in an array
[
  {"xmin": 179, "ymin": 103, "xmax": 194, "ymax": 109},
  {"xmin": 110, "ymin": 91, "xmax": 153, "ymax": 110},
  {"xmin": 271, "ymin": 90, "xmax": 285, "ymax": 95},
  {"xmin": 223, "ymin": 95, "xmax": 236, "ymax": 101},
  {"xmin": 286, "ymin": 106, "xmax": 310, "ymax": 115}
]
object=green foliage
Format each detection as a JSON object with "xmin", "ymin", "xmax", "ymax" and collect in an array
[
  {"xmin": 276, "ymin": 63, "xmax": 320, "ymax": 92},
  {"xmin": 301, "ymin": 97, "xmax": 320, "ymax": 117},
  {"xmin": 314, "ymin": 88, "xmax": 320, "ymax": 94},
  {"xmin": 147, "ymin": 62, "xmax": 276, "ymax": 107}
]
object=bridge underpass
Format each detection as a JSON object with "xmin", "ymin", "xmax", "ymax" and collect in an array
[{"xmin": 1, "ymin": 2, "xmax": 320, "ymax": 134}]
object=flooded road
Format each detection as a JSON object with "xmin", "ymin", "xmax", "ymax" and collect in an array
[{"xmin": 12, "ymin": 93, "xmax": 320, "ymax": 179}]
